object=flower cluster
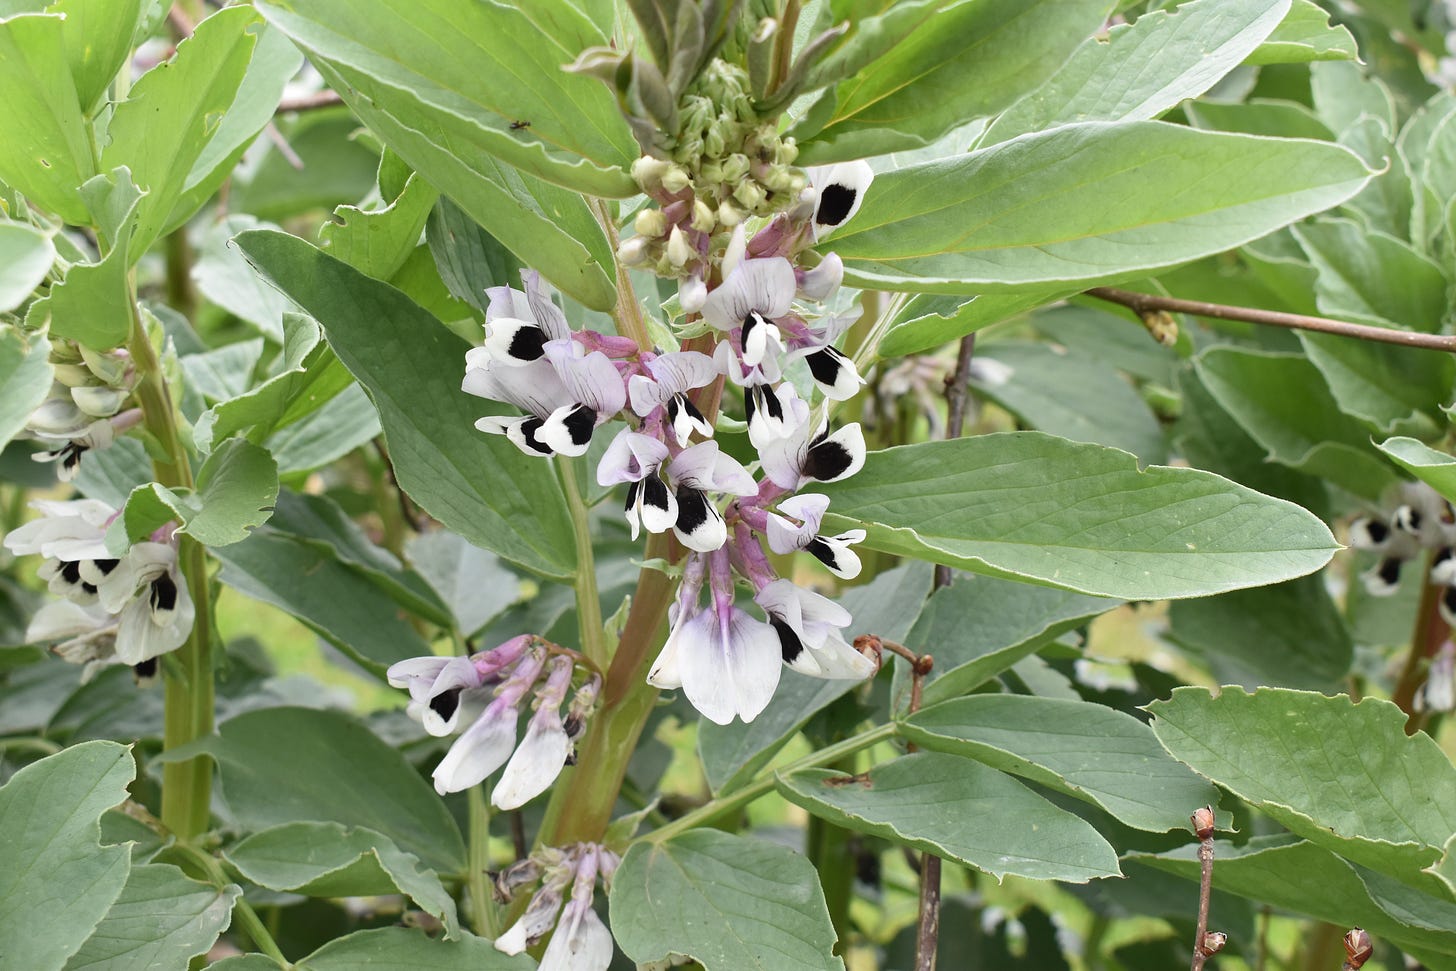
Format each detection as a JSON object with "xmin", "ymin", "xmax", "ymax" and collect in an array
[
  {"xmin": 494, "ymin": 843, "xmax": 619, "ymax": 971},
  {"xmin": 4, "ymin": 499, "xmax": 194, "ymax": 679},
  {"xmin": 386, "ymin": 636, "xmax": 599, "ymax": 803},
  {"xmin": 26, "ymin": 340, "xmax": 138, "ymax": 481},
  {"xmin": 461, "ymin": 163, "xmax": 880, "ymax": 725}
]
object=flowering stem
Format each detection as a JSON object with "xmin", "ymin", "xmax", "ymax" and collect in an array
[
  {"xmin": 127, "ymin": 292, "xmax": 214, "ymax": 841},
  {"xmin": 1391, "ymin": 550, "xmax": 1447, "ymax": 734},
  {"xmin": 589, "ymin": 198, "xmax": 652, "ymax": 352},
  {"xmin": 468, "ymin": 786, "xmax": 502, "ymax": 937},
  {"xmin": 560, "ymin": 457, "xmax": 608, "ymax": 670},
  {"xmin": 645, "ymin": 722, "xmax": 898, "ymax": 843}
]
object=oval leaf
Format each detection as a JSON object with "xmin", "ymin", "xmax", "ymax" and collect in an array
[
  {"xmin": 817, "ymin": 432, "xmax": 1338, "ymax": 601},
  {"xmin": 65, "ymin": 864, "xmax": 240, "ymax": 971},
  {"xmin": 778, "ymin": 752, "xmax": 1122, "ymax": 883},
  {"xmin": 824, "ymin": 122, "xmax": 1372, "ymax": 294}
]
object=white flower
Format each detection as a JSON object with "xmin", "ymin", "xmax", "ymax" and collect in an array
[
  {"xmin": 431, "ymin": 694, "xmax": 522, "ymax": 795},
  {"xmin": 701, "ymin": 258, "xmax": 796, "ymax": 368},
  {"xmin": 596, "ymin": 429, "xmax": 676, "ymax": 540},
  {"xmin": 493, "ymin": 656, "xmax": 575, "ymax": 810},
  {"xmin": 664, "ymin": 441, "xmax": 757, "ymax": 553},
  {"xmin": 5, "ymin": 499, "xmax": 115, "ymax": 561},
  {"xmin": 627, "ymin": 351, "xmax": 720, "ymax": 446},
  {"xmin": 755, "ymin": 579, "xmax": 874, "ymax": 680},
  {"xmin": 387, "ymin": 655, "xmax": 485, "ymax": 736},
  {"xmin": 535, "ymin": 340, "xmax": 628, "ymax": 456},
  {"xmin": 97, "ymin": 542, "xmax": 194, "ymax": 665},
  {"xmin": 495, "ymin": 884, "xmax": 565, "ymax": 955},
  {"xmin": 797, "ymin": 253, "xmax": 843, "ymax": 301},
  {"xmin": 766, "ymin": 494, "xmax": 866, "ymax": 579},
  {"xmin": 480, "ymin": 270, "xmax": 572, "ymax": 366},
  {"xmin": 25, "ymin": 600, "xmax": 120, "ymax": 681},
  {"xmin": 806, "ymin": 160, "xmax": 873, "ymax": 239},
  {"xmin": 759, "ymin": 421, "xmax": 866, "ymax": 490},
  {"xmin": 465, "ymin": 357, "xmax": 575, "ymax": 456}
]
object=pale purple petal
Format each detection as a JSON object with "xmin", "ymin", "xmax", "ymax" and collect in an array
[
  {"xmin": 539, "ymin": 903, "xmax": 613, "ymax": 971},
  {"xmin": 432, "ymin": 702, "xmax": 518, "ymax": 794},
  {"xmin": 798, "ymin": 253, "xmax": 843, "ymax": 301},
  {"xmin": 596, "ymin": 428, "xmax": 668, "ymax": 485},
  {"xmin": 492, "ymin": 716, "xmax": 571, "ymax": 810},
  {"xmin": 521, "ymin": 269, "xmax": 571, "ymax": 341},
  {"xmin": 700, "ymin": 258, "xmax": 796, "ymax": 331}
]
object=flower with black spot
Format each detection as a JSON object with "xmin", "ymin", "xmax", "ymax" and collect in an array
[{"xmin": 766, "ymin": 494, "xmax": 867, "ymax": 579}]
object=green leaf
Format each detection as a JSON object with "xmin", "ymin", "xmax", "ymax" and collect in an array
[
  {"xmin": 0, "ymin": 221, "xmax": 54, "ymax": 312},
  {"xmin": 899, "ymin": 574, "xmax": 1118, "ymax": 707},
  {"xmin": 1130, "ymin": 835, "xmax": 1456, "ymax": 962},
  {"xmin": 50, "ymin": 0, "xmax": 144, "ymax": 116},
  {"xmin": 1168, "ymin": 574, "xmax": 1354, "ymax": 690},
  {"xmin": 265, "ymin": 382, "xmax": 381, "ymax": 475},
  {"xmin": 193, "ymin": 314, "xmax": 352, "ymax": 453},
  {"xmin": 1299, "ymin": 332, "xmax": 1453, "ymax": 439},
  {"xmin": 1310, "ymin": 60, "xmax": 1396, "ymax": 137},
  {"xmin": 0, "ymin": 328, "xmax": 51, "ymax": 451},
  {"xmin": 1247, "ymin": 0, "xmax": 1358, "ymax": 64},
  {"xmin": 902, "ymin": 696, "xmax": 1220, "ymax": 833},
  {"xmin": 293, "ymin": 927, "xmax": 534, "ymax": 970},
  {"xmin": 1338, "ymin": 116, "xmax": 1415, "ymax": 240},
  {"xmin": 825, "ymin": 122, "xmax": 1372, "ymax": 294},
  {"xmin": 697, "ymin": 563, "xmax": 933, "ymax": 795},
  {"xmin": 225, "ymin": 822, "xmax": 458, "ymax": 939},
  {"xmin": 1148, "ymin": 687, "xmax": 1456, "ymax": 892},
  {"xmin": 319, "ymin": 173, "xmax": 439, "ymax": 282},
  {"xmin": 0, "ymin": 13, "xmax": 95, "ymax": 224},
  {"xmin": 817, "ymin": 432, "xmax": 1338, "ymax": 601},
  {"xmin": 779, "ymin": 752, "xmax": 1122, "ymax": 883},
  {"xmin": 0, "ymin": 741, "xmax": 133, "ymax": 971},
  {"xmin": 1193, "ymin": 347, "xmax": 1397, "ymax": 500},
  {"xmin": 610, "ymin": 830, "xmax": 843, "ymax": 971},
  {"xmin": 1377, "ymin": 437, "xmax": 1456, "ymax": 503},
  {"xmin": 1184, "ymin": 97, "xmax": 1334, "ymax": 140},
  {"xmin": 101, "ymin": 5, "xmax": 260, "ymax": 256},
  {"xmin": 107, "ymin": 439, "xmax": 279, "ymax": 550},
  {"xmin": 206, "ymin": 707, "xmax": 465, "ymax": 874},
  {"xmin": 1291, "ymin": 218, "xmax": 1449, "ymax": 328},
  {"xmin": 425, "ymin": 197, "xmax": 525, "ymax": 312},
  {"xmin": 404, "ymin": 529, "xmax": 519, "ymax": 636},
  {"xmin": 792, "ymin": 0, "xmax": 1114, "ymax": 163},
  {"xmin": 233, "ymin": 228, "xmax": 576, "ymax": 578},
  {"xmin": 254, "ymin": 0, "xmax": 636, "ymax": 197},
  {"xmin": 876, "ymin": 288, "xmax": 1072, "ymax": 359},
  {"xmin": 162, "ymin": 23, "xmax": 304, "ymax": 237},
  {"xmin": 65, "ymin": 864, "xmax": 239, "ymax": 971},
  {"xmin": 981, "ymin": 0, "xmax": 1290, "ymax": 145},
  {"xmin": 970, "ymin": 341, "xmax": 1167, "ymax": 464},
  {"xmin": 1031, "ymin": 303, "xmax": 1179, "ymax": 386},
  {"xmin": 193, "ymin": 215, "xmax": 296, "ymax": 342},
  {"xmin": 213, "ymin": 529, "xmax": 433, "ymax": 674},
  {"xmin": 268, "ymin": 490, "xmax": 449, "ymax": 627}
]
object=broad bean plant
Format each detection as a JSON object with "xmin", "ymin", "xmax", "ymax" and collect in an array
[{"xmin": 3, "ymin": 1, "xmax": 1456, "ymax": 969}]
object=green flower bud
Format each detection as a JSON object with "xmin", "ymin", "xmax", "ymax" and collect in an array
[
  {"xmin": 733, "ymin": 179, "xmax": 766, "ymax": 211},
  {"xmin": 631, "ymin": 155, "xmax": 671, "ymax": 190},
  {"xmin": 661, "ymin": 164, "xmax": 692, "ymax": 195},
  {"xmin": 634, "ymin": 208, "xmax": 668, "ymax": 238},
  {"xmin": 691, "ymin": 199, "xmax": 716, "ymax": 232}
]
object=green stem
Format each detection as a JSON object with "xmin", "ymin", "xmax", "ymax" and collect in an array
[
  {"xmin": 468, "ymin": 786, "xmax": 501, "ymax": 937},
  {"xmin": 560, "ymin": 456, "xmax": 608, "ymax": 669},
  {"xmin": 171, "ymin": 843, "xmax": 290, "ymax": 967},
  {"xmin": 128, "ymin": 294, "xmax": 214, "ymax": 841},
  {"xmin": 647, "ymin": 723, "xmax": 897, "ymax": 843},
  {"xmin": 589, "ymin": 198, "xmax": 652, "ymax": 352},
  {"xmin": 0, "ymin": 736, "xmax": 63, "ymax": 756}
]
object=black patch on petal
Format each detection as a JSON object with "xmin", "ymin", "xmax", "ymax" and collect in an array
[
  {"xmin": 1377, "ymin": 557, "xmax": 1403, "ymax": 587},
  {"xmin": 770, "ymin": 616, "xmax": 804, "ymax": 665},
  {"xmin": 817, "ymin": 183, "xmax": 858, "ymax": 227},
  {"xmin": 93, "ymin": 558, "xmax": 119, "ymax": 575},
  {"xmin": 1396, "ymin": 505, "xmax": 1423, "ymax": 533},
  {"xmin": 519, "ymin": 416, "xmax": 554, "ymax": 455},
  {"xmin": 132, "ymin": 658, "xmax": 158, "ymax": 682},
  {"xmin": 666, "ymin": 396, "xmax": 680, "ymax": 425},
  {"xmin": 507, "ymin": 326, "xmax": 547, "ymax": 362},
  {"xmin": 680, "ymin": 394, "xmax": 706, "ymax": 425},
  {"xmin": 1438, "ymin": 547, "xmax": 1454, "ymax": 570},
  {"xmin": 562, "ymin": 404, "xmax": 597, "ymax": 446},
  {"xmin": 642, "ymin": 475, "xmax": 672, "ymax": 514},
  {"xmin": 429, "ymin": 687, "xmax": 462, "ymax": 723},
  {"xmin": 80, "ymin": 582, "xmax": 97, "ymax": 595},
  {"xmin": 804, "ymin": 434, "xmax": 854, "ymax": 482},
  {"xmin": 60, "ymin": 560, "xmax": 83, "ymax": 584},
  {"xmin": 742, "ymin": 311, "xmax": 764, "ymax": 347},
  {"xmin": 805, "ymin": 537, "xmax": 842, "ymax": 573},
  {"xmin": 564, "ymin": 714, "xmax": 583, "ymax": 740},
  {"xmin": 1444, "ymin": 584, "xmax": 1456, "ymax": 619},
  {"xmin": 149, "ymin": 573, "xmax": 178, "ymax": 613},
  {"xmin": 805, "ymin": 348, "xmax": 846, "ymax": 388},
  {"xmin": 675, "ymin": 486, "xmax": 711, "ymax": 535},
  {"xmin": 1365, "ymin": 520, "xmax": 1390, "ymax": 544},
  {"xmin": 624, "ymin": 478, "xmax": 640, "ymax": 513}
]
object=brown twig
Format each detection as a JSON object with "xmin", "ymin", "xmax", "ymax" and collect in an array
[
  {"xmin": 1391, "ymin": 551, "xmax": 1450, "ymax": 733},
  {"xmin": 277, "ymin": 89, "xmax": 346, "ymax": 114},
  {"xmin": 935, "ymin": 335, "xmax": 976, "ymax": 589},
  {"xmin": 1190, "ymin": 807, "xmax": 1222, "ymax": 971},
  {"xmin": 1085, "ymin": 287, "xmax": 1456, "ymax": 353}
]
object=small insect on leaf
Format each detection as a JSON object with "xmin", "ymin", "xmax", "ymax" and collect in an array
[{"xmin": 510, "ymin": 119, "xmax": 531, "ymax": 130}]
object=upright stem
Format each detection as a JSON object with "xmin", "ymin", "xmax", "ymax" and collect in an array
[
  {"xmin": 589, "ymin": 198, "xmax": 652, "ymax": 352},
  {"xmin": 468, "ymin": 786, "xmax": 501, "ymax": 937},
  {"xmin": 560, "ymin": 457, "xmax": 608, "ymax": 669},
  {"xmin": 128, "ymin": 297, "xmax": 214, "ymax": 840},
  {"xmin": 1392, "ymin": 551, "xmax": 1447, "ymax": 733}
]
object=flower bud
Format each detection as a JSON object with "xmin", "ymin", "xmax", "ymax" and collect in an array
[
  {"xmin": 616, "ymin": 236, "xmax": 651, "ymax": 266},
  {"xmin": 666, "ymin": 226, "xmax": 693, "ymax": 267},
  {"xmin": 1343, "ymin": 928, "xmax": 1372, "ymax": 968},
  {"xmin": 691, "ymin": 199, "xmax": 716, "ymax": 233},
  {"xmin": 721, "ymin": 153, "xmax": 750, "ymax": 184},
  {"xmin": 634, "ymin": 208, "xmax": 667, "ymax": 238},
  {"xmin": 1199, "ymin": 931, "xmax": 1227, "ymax": 956},
  {"xmin": 1191, "ymin": 806, "xmax": 1216, "ymax": 840},
  {"xmin": 631, "ymin": 155, "xmax": 671, "ymax": 191},
  {"xmin": 733, "ymin": 179, "xmax": 766, "ymax": 211},
  {"xmin": 717, "ymin": 200, "xmax": 744, "ymax": 228},
  {"xmin": 661, "ymin": 164, "xmax": 692, "ymax": 195}
]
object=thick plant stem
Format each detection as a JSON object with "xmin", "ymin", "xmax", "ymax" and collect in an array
[
  {"xmin": 468, "ymin": 786, "xmax": 501, "ymax": 937},
  {"xmin": 1392, "ymin": 551, "xmax": 1448, "ymax": 733},
  {"xmin": 128, "ymin": 297, "xmax": 214, "ymax": 840},
  {"xmin": 560, "ymin": 457, "xmax": 609, "ymax": 669},
  {"xmin": 534, "ymin": 531, "xmax": 678, "ymax": 847},
  {"xmin": 589, "ymin": 198, "xmax": 652, "ymax": 352}
]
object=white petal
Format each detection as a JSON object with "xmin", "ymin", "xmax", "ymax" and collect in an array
[
  {"xmin": 484, "ymin": 316, "xmax": 548, "ymax": 365},
  {"xmin": 387, "ymin": 655, "xmax": 453, "ymax": 689},
  {"xmin": 521, "ymin": 269, "xmax": 571, "ymax": 341},
  {"xmin": 26, "ymin": 599, "xmax": 113, "ymax": 643},
  {"xmin": 809, "ymin": 160, "xmax": 873, "ymax": 239},
  {"xmin": 740, "ymin": 312, "xmax": 785, "ymax": 368},
  {"xmin": 778, "ymin": 494, "xmax": 830, "ymax": 533},
  {"xmin": 669, "ymin": 441, "xmax": 756, "ymax": 496},
  {"xmin": 597, "ymin": 428, "xmax": 667, "ymax": 485},
  {"xmin": 492, "ymin": 718, "xmax": 571, "ymax": 810},
  {"xmin": 538, "ymin": 404, "xmax": 597, "ymax": 457},
  {"xmin": 676, "ymin": 610, "xmax": 736, "ymax": 725},
  {"xmin": 679, "ymin": 276, "xmax": 707, "ymax": 314},
  {"xmin": 798, "ymin": 253, "xmax": 843, "ymax": 301},
  {"xmin": 803, "ymin": 424, "xmax": 866, "ymax": 483},
  {"xmin": 724, "ymin": 610, "xmax": 782, "ymax": 723},
  {"xmin": 721, "ymin": 223, "xmax": 747, "ymax": 279},
  {"xmin": 494, "ymin": 890, "xmax": 564, "ymax": 956},
  {"xmin": 540, "ymin": 905, "xmax": 613, "ymax": 971},
  {"xmin": 672, "ymin": 489, "xmax": 728, "ymax": 553},
  {"xmin": 638, "ymin": 476, "xmax": 678, "ymax": 534},
  {"xmin": 1434, "ymin": 548, "xmax": 1456, "ymax": 586},
  {"xmin": 805, "ymin": 631, "xmax": 875, "ymax": 680},
  {"xmin": 766, "ymin": 512, "xmax": 810, "ymax": 555},
  {"xmin": 649, "ymin": 351, "xmax": 720, "ymax": 395},
  {"xmin": 700, "ymin": 258, "xmax": 796, "ymax": 331},
  {"xmin": 803, "ymin": 346, "xmax": 865, "ymax": 401},
  {"xmin": 647, "ymin": 618, "xmax": 688, "ymax": 689},
  {"xmin": 114, "ymin": 583, "xmax": 192, "ymax": 665},
  {"xmin": 432, "ymin": 707, "xmax": 518, "ymax": 794},
  {"xmin": 544, "ymin": 342, "xmax": 627, "ymax": 417}
]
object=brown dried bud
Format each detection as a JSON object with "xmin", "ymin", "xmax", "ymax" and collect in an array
[
  {"xmin": 1191, "ymin": 806, "xmax": 1216, "ymax": 840},
  {"xmin": 1343, "ymin": 927, "xmax": 1372, "ymax": 968},
  {"xmin": 1199, "ymin": 931, "xmax": 1228, "ymax": 956}
]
